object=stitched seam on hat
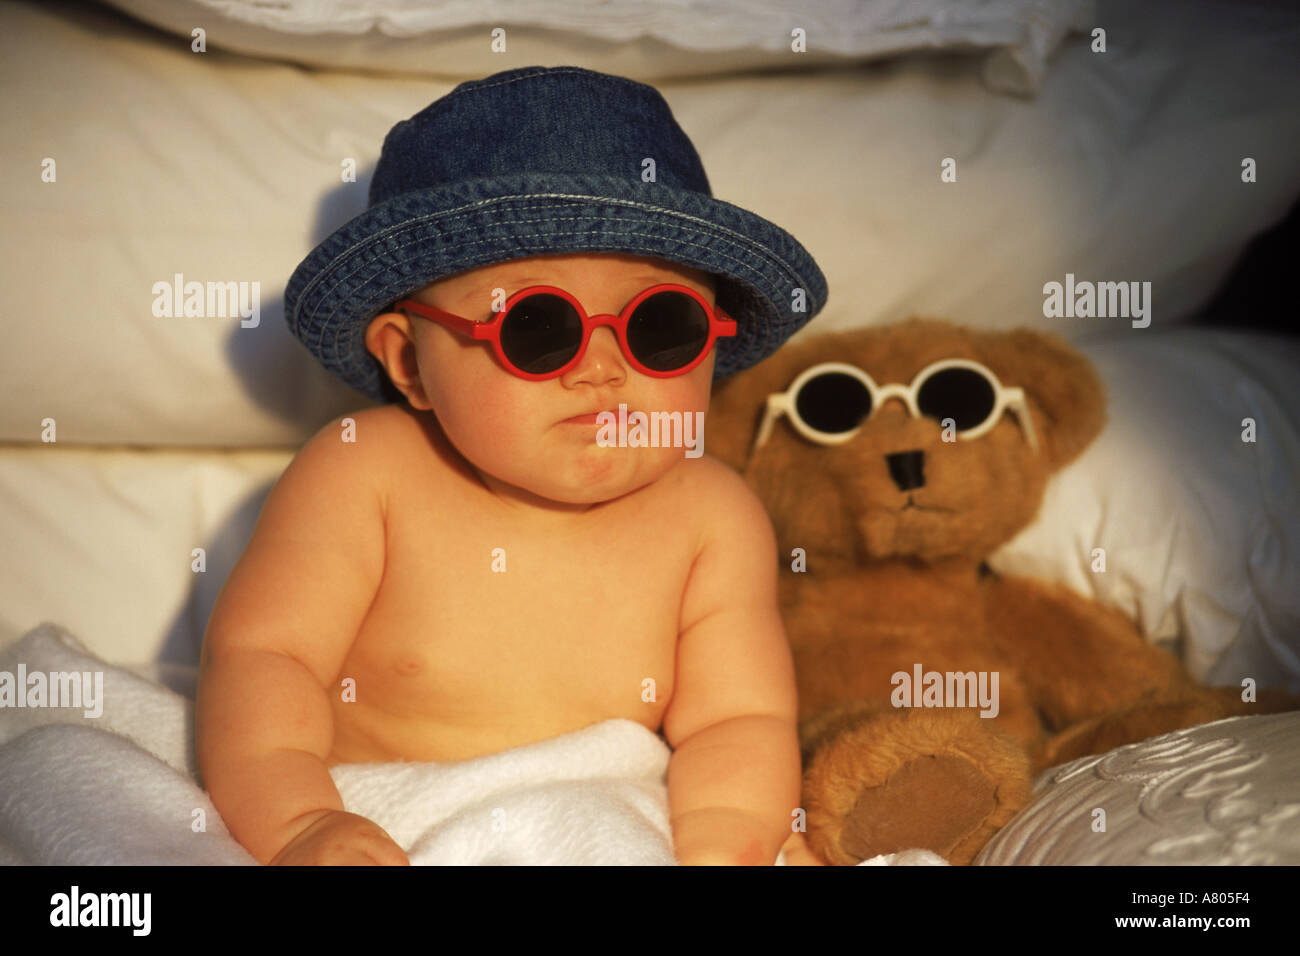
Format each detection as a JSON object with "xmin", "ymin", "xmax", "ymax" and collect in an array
[
  {"xmin": 318, "ymin": 217, "xmax": 794, "ymax": 319},
  {"xmin": 300, "ymin": 197, "xmax": 813, "ymax": 328},
  {"xmin": 525, "ymin": 193, "xmax": 793, "ymax": 265},
  {"xmin": 317, "ymin": 227, "xmax": 788, "ymax": 372},
  {"xmin": 297, "ymin": 193, "xmax": 800, "ymax": 299},
  {"xmin": 299, "ymin": 210, "xmax": 800, "ymax": 329}
]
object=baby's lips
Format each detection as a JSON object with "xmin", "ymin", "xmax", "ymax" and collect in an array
[{"xmin": 562, "ymin": 407, "xmax": 619, "ymax": 424}]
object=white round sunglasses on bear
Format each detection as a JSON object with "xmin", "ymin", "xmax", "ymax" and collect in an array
[{"xmin": 750, "ymin": 358, "xmax": 1039, "ymax": 457}]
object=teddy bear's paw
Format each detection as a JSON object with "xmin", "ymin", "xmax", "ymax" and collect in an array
[
  {"xmin": 838, "ymin": 754, "xmax": 997, "ymax": 864},
  {"xmin": 800, "ymin": 708, "xmax": 1035, "ymax": 864}
]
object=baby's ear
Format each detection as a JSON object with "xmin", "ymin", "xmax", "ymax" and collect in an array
[{"xmin": 365, "ymin": 311, "xmax": 431, "ymax": 410}]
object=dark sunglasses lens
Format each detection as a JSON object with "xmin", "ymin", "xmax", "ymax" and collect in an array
[
  {"xmin": 626, "ymin": 291, "xmax": 710, "ymax": 372},
  {"xmin": 499, "ymin": 294, "xmax": 583, "ymax": 374},
  {"xmin": 916, "ymin": 368, "xmax": 996, "ymax": 430},
  {"xmin": 795, "ymin": 372, "xmax": 872, "ymax": 434}
]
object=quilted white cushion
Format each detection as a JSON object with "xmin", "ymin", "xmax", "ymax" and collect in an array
[{"xmin": 976, "ymin": 712, "xmax": 1300, "ymax": 864}]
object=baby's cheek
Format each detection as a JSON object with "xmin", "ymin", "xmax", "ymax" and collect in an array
[
  {"xmin": 476, "ymin": 382, "xmax": 545, "ymax": 440},
  {"xmin": 644, "ymin": 372, "xmax": 711, "ymax": 417},
  {"xmin": 446, "ymin": 396, "xmax": 530, "ymax": 459},
  {"xmin": 455, "ymin": 381, "xmax": 558, "ymax": 477}
]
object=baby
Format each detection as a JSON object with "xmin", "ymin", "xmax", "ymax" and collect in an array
[{"xmin": 196, "ymin": 66, "xmax": 827, "ymax": 866}]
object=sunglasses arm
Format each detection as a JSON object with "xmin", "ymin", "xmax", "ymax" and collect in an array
[
  {"xmin": 1006, "ymin": 390, "xmax": 1040, "ymax": 454},
  {"xmin": 396, "ymin": 300, "xmax": 489, "ymax": 339},
  {"xmin": 749, "ymin": 393, "xmax": 790, "ymax": 461}
]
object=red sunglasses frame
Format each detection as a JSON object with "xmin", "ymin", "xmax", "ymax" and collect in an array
[{"xmin": 394, "ymin": 283, "xmax": 737, "ymax": 381}]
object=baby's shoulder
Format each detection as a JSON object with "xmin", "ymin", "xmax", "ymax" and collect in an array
[
  {"xmin": 670, "ymin": 454, "xmax": 774, "ymax": 540},
  {"xmin": 334, "ymin": 403, "xmax": 424, "ymax": 450},
  {"xmin": 296, "ymin": 404, "xmax": 423, "ymax": 485},
  {"xmin": 675, "ymin": 452, "xmax": 747, "ymax": 496}
]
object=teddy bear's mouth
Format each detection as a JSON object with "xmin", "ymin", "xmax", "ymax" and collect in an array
[{"xmin": 900, "ymin": 495, "xmax": 952, "ymax": 513}]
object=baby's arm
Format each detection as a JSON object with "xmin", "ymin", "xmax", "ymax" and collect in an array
[
  {"xmin": 196, "ymin": 416, "xmax": 406, "ymax": 865},
  {"xmin": 661, "ymin": 460, "xmax": 801, "ymax": 866}
]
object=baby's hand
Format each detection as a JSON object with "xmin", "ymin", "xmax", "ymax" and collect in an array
[{"xmin": 269, "ymin": 810, "xmax": 411, "ymax": 866}]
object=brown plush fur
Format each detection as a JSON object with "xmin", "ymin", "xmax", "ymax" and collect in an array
[{"xmin": 708, "ymin": 318, "xmax": 1299, "ymax": 865}]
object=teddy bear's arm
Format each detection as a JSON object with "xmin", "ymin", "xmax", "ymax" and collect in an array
[{"xmin": 981, "ymin": 573, "xmax": 1192, "ymax": 732}]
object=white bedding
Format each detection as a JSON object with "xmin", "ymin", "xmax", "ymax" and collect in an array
[
  {"xmin": 0, "ymin": 625, "xmax": 674, "ymax": 865},
  {"xmin": 976, "ymin": 710, "xmax": 1300, "ymax": 865},
  {"xmin": 0, "ymin": 624, "xmax": 951, "ymax": 865},
  {"xmin": 9, "ymin": 623, "xmax": 1295, "ymax": 866},
  {"xmin": 95, "ymin": 0, "xmax": 1095, "ymax": 94}
]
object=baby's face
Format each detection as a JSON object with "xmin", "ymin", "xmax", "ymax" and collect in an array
[{"xmin": 367, "ymin": 252, "xmax": 718, "ymax": 508}]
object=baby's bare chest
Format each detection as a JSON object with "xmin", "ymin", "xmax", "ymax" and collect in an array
[{"xmin": 337, "ymin": 469, "xmax": 695, "ymax": 756}]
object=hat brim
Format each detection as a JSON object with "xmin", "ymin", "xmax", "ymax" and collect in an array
[{"xmin": 285, "ymin": 172, "xmax": 827, "ymax": 402}]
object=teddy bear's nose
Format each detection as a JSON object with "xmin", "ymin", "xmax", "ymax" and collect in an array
[{"xmin": 885, "ymin": 450, "xmax": 925, "ymax": 492}]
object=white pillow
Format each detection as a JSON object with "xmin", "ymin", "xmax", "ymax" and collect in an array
[
  {"xmin": 975, "ymin": 713, "xmax": 1300, "ymax": 864},
  {"xmin": 96, "ymin": 0, "xmax": 1095, "ymax": 95},
  {"xmin": 4, "ymin": 0, "xmax": 1300, "ymax": 447},
  {"xmin": 991, "ymin": 327, "xmax": 1300, "ymax": 693},
  {"xmin": 0, "ymin": 445, "xmax": 291, "ymax": 666}
]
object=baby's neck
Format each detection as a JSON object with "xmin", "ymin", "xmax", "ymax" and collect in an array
[{"xmin": 471, "ymin": 465, "xmax": 603, "ymax": 519}]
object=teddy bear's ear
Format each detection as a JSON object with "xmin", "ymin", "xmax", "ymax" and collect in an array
[{"xmin": 980, "ymin": 327, "xmax": 1108, "ymax": 471}]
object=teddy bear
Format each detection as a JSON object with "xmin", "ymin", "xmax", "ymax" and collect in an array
[{"xmin": 705, "ymin": 318, "xmax": 1297, "ymax": 865}]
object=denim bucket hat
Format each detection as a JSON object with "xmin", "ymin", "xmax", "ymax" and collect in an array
[{"xmin": 285, "ymin": 65, "xmax": 828, "ymax": 403}]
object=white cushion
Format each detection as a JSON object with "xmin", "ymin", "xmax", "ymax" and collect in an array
[
  {"xmin": 96, "ymin": 0, "xmax": 1095, "ymax": 94},
  {"xmin": 976, "ymin": 713, "xmax": 1300, "ymax": 864},
  {"xmin": 4, "ymin": 0, "xmax": 1300, "ymax": 447},
  {"xmin": 0, "ymin": 446, "xmax": 291, "ymax": 665},
  {"xmin": 992, "ymin": 327, "xmax": 1300, "ymax": 693}
]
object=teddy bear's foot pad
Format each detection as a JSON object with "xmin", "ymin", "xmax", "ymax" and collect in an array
[{"xmin": 840, "ymin": 754, "xmax": 996, "ymax": 862}]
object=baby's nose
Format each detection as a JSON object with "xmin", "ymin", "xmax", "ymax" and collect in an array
[{"xmin": 564, "ymin": 325, "xmax": 625, "ymax": 385}]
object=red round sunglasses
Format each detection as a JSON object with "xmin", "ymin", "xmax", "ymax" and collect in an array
[{"xmin": 395, "ymin": 283, "xmax": 737, "ymax": 380}]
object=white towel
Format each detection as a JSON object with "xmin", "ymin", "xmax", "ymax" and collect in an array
[
  {"xmin": 0, "ymin": 623, "xmax": 946, "ymax": 866},
  {"xmin": 331, "ymin": 719, "xmax": 677, "ymax": 865},
  {"xmin": 0, "ymin": 624, "xmax": 252, "ymax": 865}
]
